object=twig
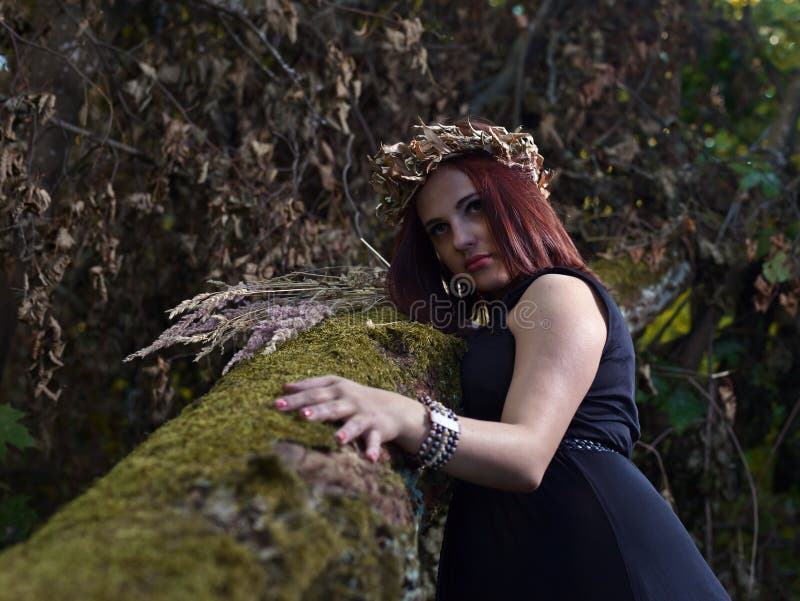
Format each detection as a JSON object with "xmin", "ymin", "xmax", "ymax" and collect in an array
[
  {"xmin": 703, "ymin": 331, "xmax": 715, "ymax": 567},
  {"xmin": 546, "ymin": 32, "xmax": 559, "ymax": 105},
  {"xmin": 635, "ymin": 439, "xmax": 678, "ymax": 513},
  {"xmin": 650, "ymin": 425, "xmax": 674, "ymax": 448},
  {"xmin": 48, "ymin": 118, "xmax": 149, "ymax": 158},
  {"xmin": 0, "ymin": 17, "xmax": 115, "ymax": 145},
  {"xmin": 0, "ymin": 93, "xmax": 151, "ymax": 161},
  {"xmin": 206, "ymin": 0, "xmax": 300, "ymax": 82},
  {"xmin": 715, "ymin": 191, "xmax": 745, "ymax": 245},
  {"xmin": 686, "ymin": 375, "xmax": 758, "ymax": 595},
  {"xmin": 341, "ymin": 132, "xmax": 390, "ymax": 268},
  {"xmin": 86, "ymin": 40, "xmax": 198, "ymax": 130},
  {"xmin": 319, "ymin": 1, "xmax": 398, "ymax": 22},
  {"xmin": 218, "ymin": 15, "xmax": 277, "ymax": 80},
  {"xmin": 190, "ymin": 0, "xmax": 299, "ymax": 81},
  {"xmin": 191, "ymin": 0, "xmax": 334, "ymax": 130},
  {"xmin": 615, "ymin": 81, "xmax": 670, "ymax": 129},
  {"xmin": 352, "ymin": 101, "xmax": 376, "ymax": 157},
  {"xmin": 593, "ymin": 33, "xmax": 661, "ymax": 148},
  {"xmin": 760, "ymin": 396, "xmax": 800, "ymax": 481}
]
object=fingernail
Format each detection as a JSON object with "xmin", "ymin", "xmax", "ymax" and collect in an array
[
  {"xmin": 367, "ymin": 450, "xmax": 378, "ymax": 462},
  {"xmin": 301, "ymin": 408, "xmax": 313, "ymax": 418},
  {"xmin": 274, "ymin": 399, "xmax": 287, "ymax": 409},
  {"xmin": 335, "ymin": 431, "xmax": 346, "ymax": 443}
]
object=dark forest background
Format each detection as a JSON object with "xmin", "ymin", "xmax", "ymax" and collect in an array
[{"xmin": 1, "ymin": 0, "xmax": 799, "ymax": 598}]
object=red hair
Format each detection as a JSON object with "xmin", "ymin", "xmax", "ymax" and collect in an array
[{"xmin": 386, "ymin": 128, "xmax": 601, "ymax": 334}]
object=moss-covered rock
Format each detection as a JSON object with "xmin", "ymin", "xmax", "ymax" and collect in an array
[{"xmin": 0, "ymin": 308, "xmax": 465, "ymax": 601}]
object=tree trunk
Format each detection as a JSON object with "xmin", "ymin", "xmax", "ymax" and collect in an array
[
  {"xmin": 0, "ymin": 309, "xmax": 464, "ymax": 601},
  {"xmin": 0, "ymin": 260, "xmax": 669, "ymax": 600}
]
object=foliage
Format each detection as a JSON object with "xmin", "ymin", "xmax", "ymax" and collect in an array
[
  {"xmin": 0, "ymin": 405, "xmax": 34, "ymax": 463},
  {"xmin": 0, "ymin": 0, "xmax": 799, "ymax": 598},
  {"xmin": 0, "ymin": 406, "xmax": 36, "ymax": 547}
]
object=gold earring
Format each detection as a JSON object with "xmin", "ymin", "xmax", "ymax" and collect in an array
[{"xmin": 470, "ymin": 300, "xmax": 490, "ymax": 327}]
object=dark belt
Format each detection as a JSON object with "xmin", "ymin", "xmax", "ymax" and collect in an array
[{"xmin": 560, "ymin": 437, "xmax": 618, "ymax": 453}]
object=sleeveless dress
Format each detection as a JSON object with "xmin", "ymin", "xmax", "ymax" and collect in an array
[{"xmin": 435, "ymin": 266, "xmax": 731, "ymax": 601}]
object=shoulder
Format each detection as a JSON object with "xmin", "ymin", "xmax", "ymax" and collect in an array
[{"xmin": 507, "ymin": 273, "xmax": 608, "ymax": 345}]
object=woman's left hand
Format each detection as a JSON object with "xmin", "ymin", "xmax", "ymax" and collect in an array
[{"xmin": 274, "ymin": 375, "xmax": 424, "ymax": 462}]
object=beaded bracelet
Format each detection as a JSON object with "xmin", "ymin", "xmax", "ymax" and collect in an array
[{"xmin": 415, "ymin": 394, "xmax": 461, "ymax": 471}]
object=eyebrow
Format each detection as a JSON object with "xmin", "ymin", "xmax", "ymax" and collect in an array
[{"xmin": 422, "ymin": 193, "xmax": 480, "ymax": 230}]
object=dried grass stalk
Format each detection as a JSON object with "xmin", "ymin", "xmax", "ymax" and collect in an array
[{"xmin": 125, "ymin": 266, "xmax": 389, "ymax": 373}]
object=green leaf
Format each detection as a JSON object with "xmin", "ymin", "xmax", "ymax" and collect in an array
[
  {"xmin": 0, "ymin": 494, "xmax": 38, "ymax": 547},
  {"xmin": 714, "ymin": 338, "xmax": 746, "ymax": 364},
  {"xmin": 763, "ymin": 251, "xmax": 791, "ymax": 284},
  {"xmin": 663, "ymin": 388, "xmax": 706, "ymax": 434},
  {"xmin": 760, "ymin": 172, "xmax": 782, "ymax": 197},
  {"xmin": 738, "ymin": 172, "xmax": 763, "ymax": 191},
  {"xmin": 0, "ymin": 405, "xmax": 35, "ymax": 463}
]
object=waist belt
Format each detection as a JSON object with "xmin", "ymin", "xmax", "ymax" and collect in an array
[{"xmin": 561, "ymin": 437, "xmax": 618, "ymax": 453}]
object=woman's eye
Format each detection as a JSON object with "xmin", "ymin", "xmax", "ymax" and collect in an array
[
  {"xmin": 429, "ymin": 223, "xmax": 446, "ymax": 236},
  {"xmin": 467, "ymin": 199, "xmax": 482, "ymax": 212}
]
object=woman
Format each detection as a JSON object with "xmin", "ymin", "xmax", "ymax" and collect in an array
[{"xmin": 273, "ymin": 119, "xmax": 731, "ymax": 600}]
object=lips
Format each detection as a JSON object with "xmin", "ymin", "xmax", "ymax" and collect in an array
[{"xmin": 465, "ymin": 254, "xmax": 492, "ymax": 272}]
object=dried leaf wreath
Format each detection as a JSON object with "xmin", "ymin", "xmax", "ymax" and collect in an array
[{"xmin": 125, "ymin": 266, "xmax": 390, "ymax": 374}]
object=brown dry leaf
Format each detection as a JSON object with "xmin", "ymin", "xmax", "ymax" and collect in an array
[
  {"xmin": 770, "ymin": 233, "xmax": 790, "ymax": 252},
  {"xmin": 745, "ymin": 238, "xmax": 758, "ymax": 262},
  {"xmin": 55, "ymin": 228, "xmax": 75, "ymax": 252},
  {"xmin": 718, "ymin": 379, "xmax": 736, "ymax": 423},
  {"xmin": 604, "ymin": 135, "xmax": 640, "ymax": 165},
  {"xmin": 753, "ymin": 293, "xmax": 772, "ymax": 313},
  {"xmin": 317, "ymin": 162, "xmax": 336, "ymax": 192},
  {"xmin": 779, "ymin": 290, "xmax": 798, "ymax": 317},
  {"xmin": 698, "ymin": 237, "xmax": 725, "ymax": 265},
  {"xmin": 754, "ymin": 274, "xmax": 773, "ymax": 297},
  {"xmin": 628, "ymin": 247, "xmax": 645, "ymax": 264},
  {"xmin": 645, "ymin": 243, "xmax": 666, "ymax": 271},
  {"xmin": 580, "ymin": 63, "xmax": 616, "ymax": 106},
  {"xmin": 539, "ymin": 113, "xmax": 565, "ymax": 149},
  {"xmin": 138, "ymin": 61, "xmax": 158, "ymax": 79},
  {"xmin": 639, "ymin": 363, "xmax": 658, "ymax": 394}
]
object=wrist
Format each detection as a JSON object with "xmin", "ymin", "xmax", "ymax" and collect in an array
[{"xmin": 393, "ymin": 395, "xmax": 430, "ymax": 455}]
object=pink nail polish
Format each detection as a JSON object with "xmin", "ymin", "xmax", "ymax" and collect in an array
[
  {"xmin": 301, "ymin": 408, "xmax": 313, "ymax": 418},
  {"xmin": 368, "ymin": 450, "xmax": 378, "ymax": 462},
  {"xmin": 274, "ymin": 399, "xmax": 287, "ymax": 409},
  {"xmin": 336, "ymin": 431, "xmax": 346, "ymax": 443}
]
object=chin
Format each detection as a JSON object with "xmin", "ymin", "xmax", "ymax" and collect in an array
[{"xmin": 475, "ymin": 272, "xmax": 512, "ymax": 297}]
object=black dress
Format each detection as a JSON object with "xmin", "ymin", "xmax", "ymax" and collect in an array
[{"xmin": 435, "ymin": 266, "xmax": 731, "ymax": 601}]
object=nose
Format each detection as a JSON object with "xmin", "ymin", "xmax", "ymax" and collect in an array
[{"xmin": 450, "ymin": 220, "xmax": 477, "ymax": 251}]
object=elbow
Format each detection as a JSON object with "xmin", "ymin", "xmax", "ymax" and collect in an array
[
  {"xmin": 522, "ymin": 454, "xmax": 551, "ymax": 492},
  {"xmin": 521, "ymin": 442, "xmax": 557, "ymax": 492},
  {"xmin": 521, "ymin": 466, "xmax": 544, "ymax": 493},
  {"xmin": 524, "ymin": 472, "xmax": 542, "ymax": 493}
]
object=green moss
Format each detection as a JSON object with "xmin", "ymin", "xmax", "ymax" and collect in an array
[
  {"xmin": 0, "ymin": 511, "xmax": 265, "ymax": 601},
  {"xmin": 0, "ymin": 308, "xmax": 465, "ymax": 600},
  {"xmin": 592, "ymin": 256, "xmax": 668, "ymax": 306}
]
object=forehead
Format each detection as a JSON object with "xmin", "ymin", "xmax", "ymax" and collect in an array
[{"xmin": 415, "ymin": 166, "xmax": 476, "ymax": 220}]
